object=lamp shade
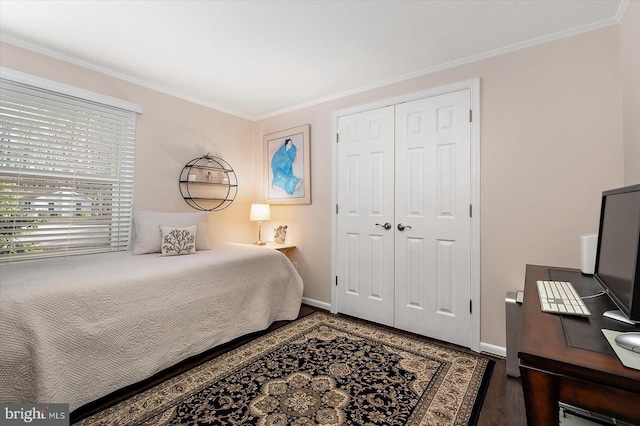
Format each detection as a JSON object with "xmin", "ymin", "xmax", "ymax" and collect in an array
[{"xmin": 250, "ymin": 203, "xmax": 271, "ymax": 221}]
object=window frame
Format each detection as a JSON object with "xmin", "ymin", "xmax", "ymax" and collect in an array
[{"xmin": 0, "ymin": 68, "xmax": 142, "ymax": 262}]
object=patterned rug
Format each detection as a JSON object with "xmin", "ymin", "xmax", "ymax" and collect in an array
[{"xmin": 76, "ymin": 312, "xmax": 494, "ymax": 425}]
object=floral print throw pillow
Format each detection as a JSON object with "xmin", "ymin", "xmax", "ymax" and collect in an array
[{"xmin": 159, "ymin": 225, "xmax": 198, "ymax": 256}]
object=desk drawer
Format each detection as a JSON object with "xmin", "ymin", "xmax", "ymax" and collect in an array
[{"xmin": 560, "ymin": 375, "xmax": 640, "ymax": 425}]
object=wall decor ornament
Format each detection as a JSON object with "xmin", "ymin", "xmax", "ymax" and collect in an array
[
  {"xmin": 179, "ymin": 155, "xmax": 237, "ymax": 211},
  {"xmin": 264, "ymin": 124, "xmax": 310, "ymax": 205}
]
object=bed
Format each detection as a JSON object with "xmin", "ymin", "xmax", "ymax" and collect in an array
[{"xmin": 0, "ymin": 243, "xmax": 303, "ymax": 411}]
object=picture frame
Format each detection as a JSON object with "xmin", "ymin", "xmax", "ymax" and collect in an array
[{"xmin": 264, "ymin": 124, "xmax": 311, "ymax": 205}]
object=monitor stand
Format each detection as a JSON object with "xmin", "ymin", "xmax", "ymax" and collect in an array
[{"xmin": 603, "ymin": 310, "xmax": 640, "ymax": 326}]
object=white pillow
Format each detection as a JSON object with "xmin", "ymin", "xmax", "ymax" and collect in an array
[
  {"xmin": 132, "ymin": 208, "xmax": 211, "ymax": 255},
  {"xmin": 160, "ymin": 225, "xmax": 198, "ymax": 256}
]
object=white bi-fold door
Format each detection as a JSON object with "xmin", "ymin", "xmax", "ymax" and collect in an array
[
  {"xmin": 336, "ymin": 106, "xmax": 396, "ymax": 327},
  {"xmin": 336, "ymin": 89, "xmax": 473, "ymax": 348}
]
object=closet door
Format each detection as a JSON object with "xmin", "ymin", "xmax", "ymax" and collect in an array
[
  {"xmin": 336, "ymin": 106, "xmax": 395, "ymax": 326},
  {"xmin": 394, "ymin": 89, "xmax": 472, "ymax": 347}
]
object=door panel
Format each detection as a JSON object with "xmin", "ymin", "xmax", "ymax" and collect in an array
[
  {"xmin": 394, "ymin": 89, "xmax": 472, "ymax": 347},
  {"xmin": 336, "ymin": 106, "xmax": 395, "ymax": 326},
  {"xmin": 335, "ymin": 89, "xmax": 473, "ymax": 348}
]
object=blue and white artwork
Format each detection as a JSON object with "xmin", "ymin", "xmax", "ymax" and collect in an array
[
  {"xmin": 271, "ymin": 137, "xmax": 300, "ymax": 195},
  {"xmin": 267, "ymin": 131, "xmax": 306, "ymax": 200}
]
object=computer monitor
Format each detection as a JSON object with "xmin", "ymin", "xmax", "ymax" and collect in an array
[{"xmin": 594, "ymin": 183, "xmax": 640, "ymax": 324}]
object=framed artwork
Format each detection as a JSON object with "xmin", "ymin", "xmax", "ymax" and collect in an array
[{"xmin": 264, "ymin": 124, "xmax": 311, "ymax": 205}]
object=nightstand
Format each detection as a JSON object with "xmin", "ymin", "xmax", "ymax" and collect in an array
[
  {"xmin": 263, "ymin": 242, "xmax": 296, "ymax": 256},
  {"xmin": 235, "ymin": 242, "xmax": 297, "ymax": 258}
]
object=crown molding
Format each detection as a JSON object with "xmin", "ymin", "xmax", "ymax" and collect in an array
[
  {"xmin": 2, "ymin": 5, "xmax": 626, "ymax": 122},
  {"xmin": 0, "ymin": 35, "xmax": 254, "ymax": 121},
  {"xmin": 616, "ymin": 0, "xmax": 630, "ymax": 22},
  {"xmin": 256, "ymin": 13, "xmax": 623, "ymax": 120}
]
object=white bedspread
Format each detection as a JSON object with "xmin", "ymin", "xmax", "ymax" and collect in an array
[{"xmin": 0, "ymin": 244, "xmax": 303, "ymax": 411}]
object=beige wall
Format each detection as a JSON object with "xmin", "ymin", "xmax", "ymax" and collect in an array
[
  {"xmin": 621, "ymin": 1, "xmax": 640, "ymax": 185},
  {"xmin": 0, "ymin": 42, "xmax": 256, "ymax": 244},
  {"xmin": 255, "ymin": 25, "xmax": 625, "ymax": 349}
]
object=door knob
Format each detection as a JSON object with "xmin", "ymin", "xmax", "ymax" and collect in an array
[
  {"xmin": 375, "ymin": 222, "xmax": 392, "ymax": 230},
  {"xmin": 397, "ymin": 223, "xmax": 412, "ymax": 231}
]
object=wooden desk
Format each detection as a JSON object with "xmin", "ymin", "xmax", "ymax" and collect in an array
[{"xmin": 518, "ymin": 265, "xmax": 640, "ymax": 425}]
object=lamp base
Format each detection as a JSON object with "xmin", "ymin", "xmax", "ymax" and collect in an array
[{"xmin": 253, "ymin": 221, "xmax": 266, "ymax": 246}]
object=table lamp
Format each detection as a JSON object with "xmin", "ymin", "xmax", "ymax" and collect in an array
[{"xmin": 250, "ymin": 203, "xmax": 271, "ymax": 245}]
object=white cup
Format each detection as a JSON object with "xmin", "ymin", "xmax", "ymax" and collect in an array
[{"xmin": 188, "ymin": 174, "xmax": 196, "ymax": 182}]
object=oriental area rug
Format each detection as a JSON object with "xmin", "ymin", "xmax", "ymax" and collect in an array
[{"xmin": 76, "ymin": 312, "xmax": 494, "ymax": 426}]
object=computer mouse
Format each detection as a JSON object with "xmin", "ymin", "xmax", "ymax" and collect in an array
[{"xmin": 614, "ymin": 332, "xmax": 640, "ymax": 353}]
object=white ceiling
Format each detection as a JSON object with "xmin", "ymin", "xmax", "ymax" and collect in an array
[{"xmin": 0, "ymin": 0, "xmax": 626, "ymax": 120}]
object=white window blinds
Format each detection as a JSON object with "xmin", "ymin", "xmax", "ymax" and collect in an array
[{"xmin": 0, "ymin": 73, "xmax": 140, "ymax": 262}]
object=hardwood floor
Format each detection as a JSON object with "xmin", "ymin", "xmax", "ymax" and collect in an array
[
  {"xmin": 71, "ymin": 305, "xmax": 526, "ymax": 425},
  {"xmin": 477, "ymin": 352, "xmax": 527, "ymax": 426}
]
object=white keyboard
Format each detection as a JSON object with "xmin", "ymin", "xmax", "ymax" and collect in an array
[{"xmin": 536, "ymin": 280, "xmax": 591, "ymax": 317}]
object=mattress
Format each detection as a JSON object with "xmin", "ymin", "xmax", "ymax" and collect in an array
[{"xmin": 0, "ymin": 243, "xmax": 303, "ymax": 411}]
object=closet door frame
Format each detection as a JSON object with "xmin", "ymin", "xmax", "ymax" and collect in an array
[{"xmin": 330, "ymin": 78, "xmax": 481, "ymax": 352}]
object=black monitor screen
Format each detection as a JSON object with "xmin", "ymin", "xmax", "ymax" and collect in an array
[{"xmin": 595, "ymin": 184, "xmax": 640, "ymax": 321}]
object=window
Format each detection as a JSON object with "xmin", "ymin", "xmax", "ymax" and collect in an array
[{"xmin": 0, "ymin": 68, "xmax": 142, "ymax": 262}]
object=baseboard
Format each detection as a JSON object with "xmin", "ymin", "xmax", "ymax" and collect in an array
[
  {"xmin": 481, "ymin": 342, "xmax": 506, "ymax": 358},
  {"xmin": 302, "ymin": 297, "xmax": 331, "ymax": 311}
]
